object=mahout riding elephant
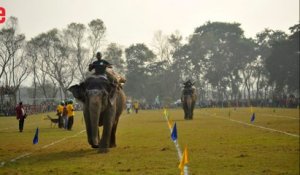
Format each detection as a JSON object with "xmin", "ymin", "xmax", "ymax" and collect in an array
[
  {"xmin": 181, "ymin": 80, "xmax": 197, "ymax": 120},
  {"xmin": 68, "ymin": 77, "xmax": 126, "ymax": 153}
]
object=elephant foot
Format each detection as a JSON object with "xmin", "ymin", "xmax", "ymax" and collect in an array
[
  {"xmin": 110, "ymin": 143, "xmax": 117, "ymax": 148},
  {"xmin": 98, "ymin": 148, "xmax": 109, "ymax": 153},
  {"xmin": 91, "ymin": 144, "xmax": 99, "ymax": 149}
]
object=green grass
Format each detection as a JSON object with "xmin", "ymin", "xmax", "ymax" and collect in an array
[{"xmin": 0, "ymin": 107, "xmax": 299, "ymax": 175}]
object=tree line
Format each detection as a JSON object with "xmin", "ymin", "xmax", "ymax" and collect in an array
[{"xmin": 0, "ymin": 16, "xmax": 299, "ymax": 106}]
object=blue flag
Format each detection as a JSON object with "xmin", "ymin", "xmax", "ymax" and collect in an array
[
  {"xmin": 33, "ymin": 127, "xmax": 39, "ymax": 144},
  {"xmin": 171, "ymin": 123, "xmax": 177, "ymax": 141},
  {"xmin": 250, "ymin": 113, "xmax": 255, "ymax": 123}
]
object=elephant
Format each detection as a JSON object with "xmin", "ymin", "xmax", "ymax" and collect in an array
[
  {"xmin": 68, "ymin": 77, "xmax": 126, "ymax": 153},
  {"xmin": 181, "ymin": 82, "xmax": 197, "ymax": 120}
]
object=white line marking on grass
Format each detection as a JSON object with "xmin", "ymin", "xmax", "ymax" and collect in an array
[
  {"xmin": 262, "ymin": 114, "xmax": 299, "ymax": 120},
  {"xmin": 202, "ymin": 112, "xmax": 299, "ymax": 138},
  {"xmin": 41, "ymin": 130, "xmax": 86, "ymax": 149},
  {"xmin": 224, "ymin": 117, "xmax": 299, "ymax": 138},
  {"xmin": 233, "ymin": 110, "xmax": 299, "ymax": 120},
  {"xmin": 0, "ymin": 129, "xmax": 86, "ymax": 168},
  {"xmin": 10, "ymin": 152, "xmax": 32, "ymax": 162}
]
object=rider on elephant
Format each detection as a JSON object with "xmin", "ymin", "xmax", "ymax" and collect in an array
[
  {"xmin": 183, "ymin": 80, "xmax": 196, "ymax": 92},
  {"xmin": 89, "ymin": 52, "xmax": 126, "ymax": 87},
  {"xmin": 181, "ymin": 80, "xmax": 197, "ymax": 120}
]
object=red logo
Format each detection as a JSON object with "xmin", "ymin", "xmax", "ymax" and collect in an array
[{"xmin": 0, "ymin": 7, "xmax": 6, "ymax": 24}]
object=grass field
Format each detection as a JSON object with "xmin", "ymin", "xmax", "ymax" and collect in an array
[{"xmin": 0, "ymin": 107, "xmax": 299, "ymax": 175}]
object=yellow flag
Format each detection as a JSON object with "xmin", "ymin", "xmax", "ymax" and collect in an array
[
  {"xmin": 250, "ymin": 106, "xmax": 253, "ymax": 113},
  {"xmin": 163, "ymin": 108, "xmax": 168, "ymax": 117},
  {"xmin": 167, "ymin": 118, "xmax": 173, "ymax": 129},
  {"xmin": 178, "ymin": 145, "xmax": 188, "ymax": 173}
]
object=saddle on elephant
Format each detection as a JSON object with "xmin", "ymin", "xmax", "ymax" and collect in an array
[
  {"xmin": 106, "ymin": 68, "xmax": 126, "ymax": 86},
  {"xmin": 88, "ymin": 69, "xmax": 126, "ymax": 90}
]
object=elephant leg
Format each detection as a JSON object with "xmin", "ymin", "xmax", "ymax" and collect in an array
[
  {"xmin": 183, "ymin": 105, "xmax": 187, "ymax": 120},
  {"xmin": 190, "ymin": 103, "xmax": 195, "ymax": 120},
  {"xmin": 185, "ymin": 108, "xmax": 188, "ymax": 119},
  {"xmin": 186, "ymin": 97, "xmax": 192, "ymax": 120},
  {"xmin": 89, "ymin": 100, "xmax": 101, "ymax": 149},
  {"xmin": 99, "ymin": 109, "xmax": 116, "ymax": 153},
  {"xmin": 110, "ymin": 118, "xmax": 119, "ymax": 148},
  {"xmin": 83, "ymin": 106, "xmax": 98, "ymax": 148}
]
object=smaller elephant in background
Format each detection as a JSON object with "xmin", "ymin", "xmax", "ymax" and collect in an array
[{"xmin": 181, "ymin": 80, "xmax": 197, "ymax": 120}]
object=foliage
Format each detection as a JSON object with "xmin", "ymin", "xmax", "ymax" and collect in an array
[
  {"xmin": 124, "ymin": 43, "xmax": 155, "ymax": 101},
  {"xmin": 0, "ymin": 16, "xmax": 298, "ymax": 105},
  {"xmin": 266, "ymin": 24, "xmax": 299, "ymax": 93},
  {"xmin": 103, "ymin": 43, "xmax": 125, "ymax": 75}
]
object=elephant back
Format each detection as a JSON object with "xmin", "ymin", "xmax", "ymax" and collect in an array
[
  {"xmin": 182, "ymin": 87, "xmax": 196, "ymax": 95},
  {"xmin": 84, "ymin": 77, "xmax": 111, "ymax": 90},
  {"xmin": 182, "ymin": 87, "xmax": 197, "ymax": 102}
]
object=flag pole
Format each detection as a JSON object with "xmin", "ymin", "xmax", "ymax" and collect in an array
[{"xmin": 163, "ymin": 108, "xmax": 188, "ymax": 175}]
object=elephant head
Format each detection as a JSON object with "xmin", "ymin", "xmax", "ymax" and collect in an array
[
  {"xmin": 68, "ymin": 77, "xmax": 125, "ymax": 153},
  {"xmin": 181, "ymin": 86, "xmax": 197, "ymax": 120}
]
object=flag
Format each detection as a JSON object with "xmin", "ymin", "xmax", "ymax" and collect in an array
[
  {"xmin": 250, "ymin": 113, "xmax": 255, "ymax": 123},
  {"xmin": 163, "ymin": 108, "xmax": 168, "ymax": 118},
  {"xmin": 33, "ymin": 127, "xmax": 39, "ymax": 144},
  {"xmin": 171, "ymin": 123, "xmax": 177, "ymax": 141},
  {"xmin": 250, "ymin": 106, "xmax": 253, "ymax": 113},
  {"xmin": 178, "ymin": 145, "xmax": 188, "ymax": 174}
]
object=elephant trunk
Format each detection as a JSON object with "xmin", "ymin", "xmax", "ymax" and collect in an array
[
  {"xmin": 89, "ymin": 95, "xmax": 102, "ymax": 147},
  {"xmin": 186, "ymin": 96, "xmax": 192, "ymax": 118}
]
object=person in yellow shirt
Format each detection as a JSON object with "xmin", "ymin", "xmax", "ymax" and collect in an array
[
  {"xmin": 133, "ymin": 101, "xmax": 139, "ymax": 114},
  {"xmin": 56, "ymin": 102, "xmax": 64, "ymax": 128},
  {"xmin": 66, "ymin": 100, "xmax": 75, "ymax": 130}
]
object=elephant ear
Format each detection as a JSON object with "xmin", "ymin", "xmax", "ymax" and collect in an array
[{"xmin": 68, "ymin": 83, "xmax": 86, "ymax": 103}]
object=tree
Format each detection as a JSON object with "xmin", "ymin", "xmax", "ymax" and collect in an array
[
  {"xmin": 151, "ymin": 30, "xmax": 171, "ymax": 63},
  {"xmin": 88, "ymin": 19, "xmax": 106, "ymax": 58},
  {"xmin": 65, "ymin": 22, "xmax": 88, "ymax": 81},
  {"xmin": 103, "ymin": 43, "xmax": 125, "ymax": 74},
  {"xmin": 188, "ymin": 22, "xmax": 255, "ymax": 102},
  {"xmin": 34, "ymin": 29, "xmax": 75, "ymax": 100},
  {"xmin": 266, "ymin": 24, "xmax": 299, "ymax": 93},
  {"xmin": 124, "ymin": 43, "xmax": 155, "ymax": 101},
  {"xmin": 254, "ymin": 29, "xmax": 287, "ymax": 100},
  {"xmin": 0, "ymin": 17, "xmax": 29, "ymax": 105},
  {"xmin": 26, "ymin": 37, "xmax": 39, "ymax": 105}
]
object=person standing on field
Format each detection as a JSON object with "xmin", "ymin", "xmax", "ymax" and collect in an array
[
  {"xmin": 67, "ymin": 100, "xmax": 75, "ymax": 130},
  {"xmin": 133, "ymin": 101, "xmax": 139, "ymax": 114},
  {"xmin": 62, "ymin": 102, "xmax": 68, "ymax": 129},
  {"xmin": 15, "ymin": 102, "xmax": 27, "ymax": 132},
  {"xmin": 56, "ymin": 101, "xmax": 64, "ymax": 128},
  {"xmin": 126, "ymin": 101, "xmax": 132, "ymax": 114}
]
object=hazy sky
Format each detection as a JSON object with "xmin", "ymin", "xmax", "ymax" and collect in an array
[{"xmin": 1, "ymin": 0, "xmax": 299, "ymax": 47}]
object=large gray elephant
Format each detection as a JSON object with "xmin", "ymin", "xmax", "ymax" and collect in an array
[
  {"xmin": 68, "ymin": 77, "xmax": 126, "ymax": 153},
  {"xmin": 181, "ymin": 81, "xmax": 197, "ymax": 120}
]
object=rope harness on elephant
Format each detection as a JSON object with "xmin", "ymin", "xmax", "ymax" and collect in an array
[{"xmin": 86, "ymin": 89, "xmax": 108, "ymax": 96}]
